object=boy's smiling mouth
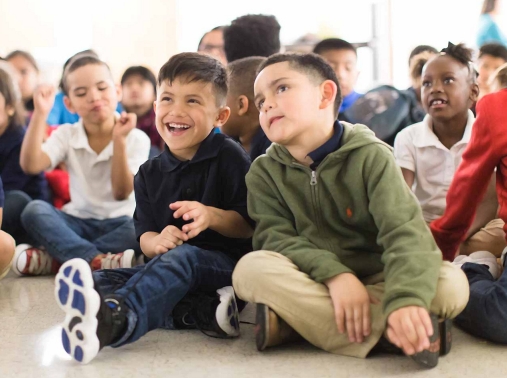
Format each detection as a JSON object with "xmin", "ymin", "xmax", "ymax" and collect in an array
[
  {"xmin": 269, "ymin": 116, "xmax": 284, "ymax": 126},
  {"xmin": 166, "ymin": 122, "xmax": 192, "ymax": 135}
]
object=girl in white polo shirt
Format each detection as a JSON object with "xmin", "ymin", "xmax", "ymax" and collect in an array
[
  {"xmin": 13, "ymin": 55, "xmax": 150, "ymax": 276},
  {"xmin": 395, "ymin": 42, "xmax": 505, "ymax": 258}
]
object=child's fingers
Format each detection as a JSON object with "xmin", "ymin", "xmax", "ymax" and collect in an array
[
  {"xmin": 401, "ymin": 316, "xmax": 419, "ymax": 349},
  {"xmin": 164, "ymin": 225, "xmax": 188, "ymax": 241},
  {"xmin": 182, "ymin": 208, "xmax": 201, "ymax": 222},
  {"xmin": 362, "ymin": 303, "xmax": 371, "ymax": 337},
  {"xmin": 396, "ymin": 325, "xmax": 416, "ymax": 355},
  {"xmin": 353, "ymin": 307, "xmax": 364, "ymax": 343},
  {"xmin": 154, "ymin": 245, "xmax": 169, "ymax": 254},
  {"xmin": 411, "ymin": 313, "xmax": 430, "ymax": 352},
  {"xmin": 345, "ymin": 307, "xmax": 356, "ymax": 342},
  {"xmin": 333, "ymin": 305, "xmax": 346, "ymax": 334},
  {"xmin": 186, "ymin": 226, "xmax": 204, "ymax": 239},
  {"xmin": 386, "ymin": 326, "xmax": 401, "ymax": 348},
  {"xmin": 418, "ymin": 308, "xmax": 434, "ymax": 337},
  {"xmin": 172, "ymin": 203, "xmax": 191, "ymax": 218}
]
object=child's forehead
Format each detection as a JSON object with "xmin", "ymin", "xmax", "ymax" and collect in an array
[
  {"xmin": 159, "ymin": 77, "xmax": 212, "ymax": 92},
  {"xmin": 67, "ymin": 64, "xmax": 112, "ymax": 85},
  {"xmin": 423, "ymin": 55, "xmax": 468, "ymax": 76},
  {"xmin": 255, "ymin": 63, "xmax": 303, "ymax": 87}
]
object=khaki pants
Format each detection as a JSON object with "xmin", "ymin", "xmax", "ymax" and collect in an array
[
  {"xmin": 459, "ymin": 219, "xmax": 506, "ymax": 258},
  {"xmin": 233, "ymin": 251, "xmax": 470, "ymax": 358}
]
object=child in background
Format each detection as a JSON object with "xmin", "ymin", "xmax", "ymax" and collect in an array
[
  {"xmin": 431, "ymin": 55, "xmax": 507, "ymax": 345},
  {"xmin": 47, "ymin": 50, "xmax": 123, "ymax": 126},
  {"xmin": 121, "ymin": 66, "xmax": 162, "ymax": 157},
  {"xmin": 476, "ymin": 43, "xmax": 507, "ymax": 100},
  {"xmin": 15, "ymin": 55, "xmax": 150, "ymax": 276},
  {"xmin": 223, "ymin": 14, "xmax": 281, "ymax": 63},
  {"xmin": 405, "ymin": 45, "xmax": 438, "ymax": 122},
  {"xmin": 0, "ymin": 177, "xmax": 16, "ymax": 280},
  {"xmin": 0, "ymin": 63, "xmax": 48, "ymax": 244},
  {"xmin": 223, "ymin": 56, "xmax": 271, "ymax": 161},
  {"xmin": 53, "ymin": 53, "xmax": 254, "ymax": 364},
  {"xmin": 395, "ymin": 43, "xmax": 505, "ymax": 257},
  {"xmin": 233, "ymin": 53, "xmax": 469, "ymax": 368},
  {"xmin": 6, "ymin": 50, "xmax": 39, "ymax": 117},
  {"xmin": 313, "ymin": 38, "xmax": 361, "ymax": 122},
  {"xmin": 197, "ymin": 26, "xmax": 227, "ymax": 65}
]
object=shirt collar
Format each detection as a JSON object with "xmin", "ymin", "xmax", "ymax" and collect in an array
[
  {"xmin": 307, "ymin": 121, "xmax": 344, "ymax": 169},
  {"xmin": 414, "ymin": 110, "xmax": 475, "ymax": 149},
  {"xmin": 160, "ymin": 129, "xmax": 220, "ymax": 172},
  {"xmin": 69, "ymin": 115, "xmax": 120, "ymax": 161}
]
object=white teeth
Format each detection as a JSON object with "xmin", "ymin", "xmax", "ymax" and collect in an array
[
  {"xmin": 168, "ymin": 123, "xmax": 190, "ymax": 129},
  {"xmin": 431, "ymin": 100, "xmax": 447, "ymax": 105}
]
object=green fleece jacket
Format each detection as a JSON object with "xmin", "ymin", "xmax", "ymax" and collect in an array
[{"xmin": 246, "ymin": 122, "xmax": 442, "ymax": 317}]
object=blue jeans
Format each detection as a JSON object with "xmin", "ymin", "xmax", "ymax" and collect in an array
[
  {"xmin": 92, "ymin": 244, "xmax": 237, "ymax": 346},
  {"xmin": 20, "ymin": 200, "xmax": 140, "ymax": 263},
  {"xmin": 3, "ymin": 190, "xmax": 32, "ymax": 244},
  {"xmin": 455, "ymin": 262, "xmax": 507, "ymax": 344}
]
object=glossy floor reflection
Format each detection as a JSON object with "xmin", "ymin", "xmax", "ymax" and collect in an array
[{"xmin": 1, "ymin": 271, "xmax": 505, "ymax": 378}]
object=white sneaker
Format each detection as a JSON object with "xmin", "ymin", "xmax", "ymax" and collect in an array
[
  {"xmin": 90, "ymin": 249, "xmax": 135, "ymax": 271},
  {"xmin": 11, "ymin": 244, "xmax": 60, "ymax": 276},
  {"xmin": 453, "ymin": 251, "xmax": 500, "ymax": 279}
]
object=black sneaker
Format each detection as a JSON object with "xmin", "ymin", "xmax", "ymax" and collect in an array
[
  {"xmin": 55, "ymin": 258, "xmax": 128, "ymax": 364},
  {"xmin": 174, "ymin": 286, "xmax": 240, "ymax": 338}
]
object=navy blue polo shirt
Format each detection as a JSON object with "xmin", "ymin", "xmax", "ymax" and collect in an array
[
  {"xmin": 134, "ymin": 130, "xmax": 254, "ymax": 261},
  {"xmin": 249, "ymin": 126, "xmax": 272, "ymax": 161},
  {"xmin": 0, "ymin": 125, "xmax": 49, "ymax": 201},
  {"xmin": 308, "ymin": 121, "xmax": 344, "ymax": 170},
  {"xmin": 0, "ymin": 176, "xmax": 4, "ymax": 208}
]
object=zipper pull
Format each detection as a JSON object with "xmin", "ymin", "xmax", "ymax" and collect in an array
[{"xmin": 310, "ymin": 171, "xmax": 317, "ymax": 186}]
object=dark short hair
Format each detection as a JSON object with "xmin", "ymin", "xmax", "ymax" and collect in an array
[
  {"xmin": 258, "ymin": 53, "xmax": 342, "ymax": 118},
  {"xmin": 197, "ymin": 26, "xmax": 225, "ymax": 50},
  {"xmin": 408, "ymin": 45, "xmax": 438, "ymax": 64},
  {"xmin": 158, "ymin": 52, "xmax": 228, "ymax": 106},
  {"xmin": 479, "ymin": 43, "xmax": 507, "ymax": 61},
  {"xmin": 435, "ymin": 42, "xmax": 478, "ymax": 83},
  {"xmin": 227, "ymin": 56, "xmax": 266, "ymax": 101},
  {"xmin": 313, "ymin": 38, "xmax": 356, "ymax": 56},
  {"xmin": 62, "ymin": 55, "xmax": 112, "ymax": 96},
  {"xmin": 482, "ymin": 0, "xmax": 497, "ymax": 14},
  {"xmin": 223, "ymin": 14, "xmax": 281, "ymax": 63},
  {"xmin": 6, "ymin": 50, "xmax": 39, "ymax": 72},
  {"xmin": 121, "ymin": 66, "xmax": 157, "ymax": 95},
  {"xmin": 59, "ymin": 49, "xmax": 99, "ymax": 90}
]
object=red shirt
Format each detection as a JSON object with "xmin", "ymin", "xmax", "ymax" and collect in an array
[{"xmin": 430, "ymin": 89, "xmax": 507, "ymax": 261}]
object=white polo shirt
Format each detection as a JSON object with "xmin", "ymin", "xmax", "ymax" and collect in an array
[
  {"xmin": 42, "ymin": 118, "xmax": 151, "ymax": 220},
  {"xmin": 394, "ymin": 110, "xmax": 475, "ymax": 223}
]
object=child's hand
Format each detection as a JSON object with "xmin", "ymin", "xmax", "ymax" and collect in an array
[
  {"xmin": 170, "ymin": 201, "xmax": 211, "ymax": 239},
  {"xmin": 33, "ymin": 84, "xmax": 56, "ymax": 115},
  {"xmin": 386, "ymin": 306, "xmax": 433, "ymax": 355},
  {"xmin": 325, "ymin": 273, "xmax": 374, "ymax": 343},
  {"xmin": 113, "ymin": 112, "xmax": 137, "ymax": 140},
  {"xmin": 152, "ymin": 225, "xmax": 189, "ymax": 255}
]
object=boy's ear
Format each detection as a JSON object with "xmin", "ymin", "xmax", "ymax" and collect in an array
[
  {"xmin": 319, "ymin": 80, "xmax": 338, "ymax": 112},
  {"xmin": 214, "ymin": 106, "xmax": 231, "ymax": 127},
  {"xmin": 116, "ymin": 84, "xmax": 123, "ymax": 103},
  {"xmin": 470, "ymin": 82, "xmax": 480, "ymax": 103},
  {"xmin": 237, "ymin": 95, "xmax": 250, "ymax": 116},
  {"xmin": 63, "ymin": 95, "xmax": 76, "ymax": 114}
]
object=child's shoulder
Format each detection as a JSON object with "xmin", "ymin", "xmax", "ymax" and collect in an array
[
  {"xmin": 395, "ymin": 119, "xmax": 428, "ymax": 145},
  {"xmin": 214, "ymin": 133, "xmax": 251, "ymax": 162}
]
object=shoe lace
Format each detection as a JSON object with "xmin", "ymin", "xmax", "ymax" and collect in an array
[
  {"xmin": 28, "ymin": 249, "xmax": 53, "ymax": 275},
  {"xmin": 100, "ymin": 253, "xmax": 124, "ymax": 270}
]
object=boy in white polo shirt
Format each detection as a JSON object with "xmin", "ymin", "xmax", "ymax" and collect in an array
[
  {"xmin": 14, "ymin": 55, "xmax": 150, "ymax": 276},
  {"xmin": 395, "ymin": 43, "xmax": 505, "ymax": 258}
]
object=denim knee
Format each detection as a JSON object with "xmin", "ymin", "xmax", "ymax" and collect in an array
[{"xmin": 21, "ymin": 200, "xmax": 54, "ymax": 228}]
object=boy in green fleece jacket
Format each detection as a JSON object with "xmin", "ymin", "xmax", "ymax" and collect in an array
[{"xmin": 232, "ymin": 53, "xmax": 470, "ymax": 368}]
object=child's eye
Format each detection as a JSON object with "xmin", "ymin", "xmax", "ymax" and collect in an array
[
  {"xmin": 188, "ymin": 99, "xmax": 200, "ymax": 104},
  {"xmin": 257, "ymin": 99, "xmax": 265, "ymax": 109},
  {"xmin": 75, "ymin": 92, "xmax": 86, "ymax": 97},
  {"xmin": 161, "ymin": 96, "xmax": 172, "ymax": 102},
  {"xmin": 276, "ymin": 85, "xmax": 288, "ymax": 94},
  {"xmin": 98, "ymin": 86, "xmax": 108, "ymax": 91},
  {"xmin": 422, "ymin": 81, "xmax": 431, "ymax": 87},
  {"xmin": 444, "ymin": 78, "xmax": 455, "ymax": 84}
]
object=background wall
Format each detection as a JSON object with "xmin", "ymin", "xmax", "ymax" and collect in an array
[{"xmin": 0, "ymin": 0, "xmax": 502, "ymax": 92}]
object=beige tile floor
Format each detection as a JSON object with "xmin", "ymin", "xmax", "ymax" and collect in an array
[{"xmin": 1, "ymin": 271, "xmax": 505, "ymax": 378}]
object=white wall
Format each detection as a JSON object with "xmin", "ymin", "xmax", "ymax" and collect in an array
[
  {"xmin": 1, "ymin": 0, "xmax": 505, "ymax": 91},
  {"xmin": 0, "ymin": 0, "xmax": 178, "ymax": 84}
]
